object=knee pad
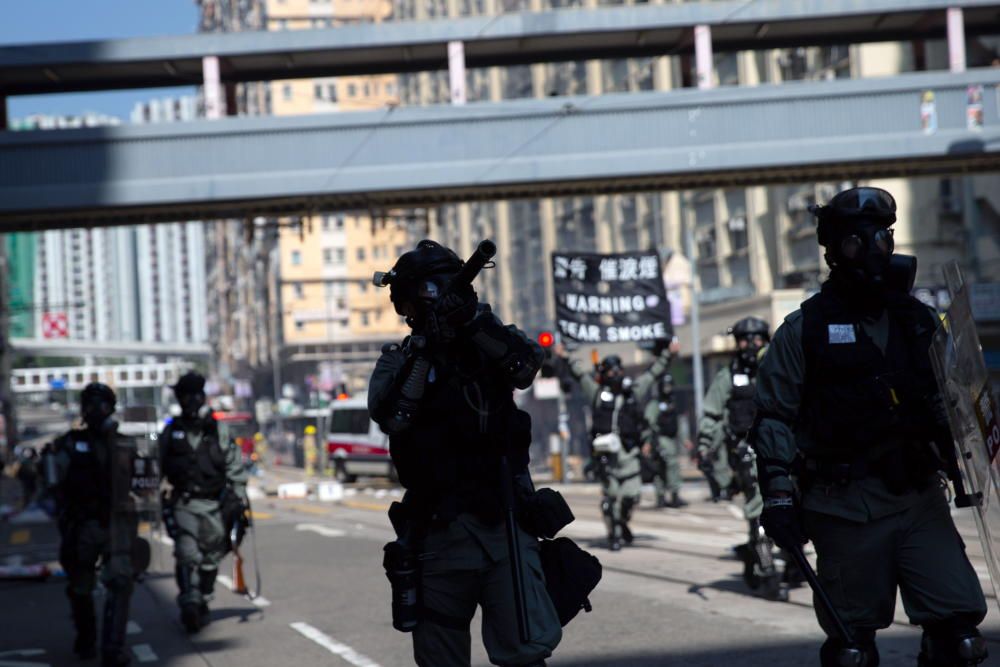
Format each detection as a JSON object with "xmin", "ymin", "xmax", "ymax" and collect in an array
[
  {"xmin": 921, "ymin": 624, "xmax": 988, "ymax": 666},
  {"xmin": 600, "ymin": 499, "xmax": 613, "ymax": 518},
  {"xmin": 820, "ymin": 633, "xmax": 878, "ymax": 667},
  {"xmin": 620, "ymin": 496, "xmax": 637, "ymax": 521}
]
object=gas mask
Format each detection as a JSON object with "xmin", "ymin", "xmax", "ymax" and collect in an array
[
  {"xmin": 830, "ymin": 220, "xmax": 895, "ymax": 290},
  {"xmin": 81, "ymin": 394, "xmax": 116, "ymax": 433},
  {"xmin": 177, "ymin": 391, "xmax": 208, "ymax": 420}
]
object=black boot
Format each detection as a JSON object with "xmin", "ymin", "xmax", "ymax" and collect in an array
[
  {"xmin": 665, "ymin": 492, "xmax": 688, "ymax": 508},
  {"xmin": 101, "ymin": 586, "xmax": 132, "ymax": 667},
  {"xmin": 175, "ymin": 565, "xmax": 202, "ymax": 633},
  {"xmin": 198, "ymin": 569, "xmax": 217, "ymax": 627},
  {"xmin": 620, "ymin": 523, "xmax": 634, "ymax": 546},
  {"xmin": 68, "ymin": 590, "xmax": 97, "ymax": 659}
]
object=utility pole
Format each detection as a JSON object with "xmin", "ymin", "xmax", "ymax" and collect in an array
[{"xmin": 0, "ymin": 242, "xmax": 19, "ymax": 459}]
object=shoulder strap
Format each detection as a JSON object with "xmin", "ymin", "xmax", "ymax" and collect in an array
[{"xmin": 611, "ymin": 394, "xmax": 624, "ymax": 434}]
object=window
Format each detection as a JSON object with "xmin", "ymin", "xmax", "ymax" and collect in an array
[
  {"xmin": 328, "ymin": 84, "xmax": 337, "ymax": 102},
  {"xmin": 295, "ymin": 320, "xmax": 305, "ymax": 331},
  {"xmin": 329, "ymin": 407, "xmax": 370, "ymax": 434},
  {"xmin": 347, "ymin": 83, "xmax": 357, "ymax": 97},
  {"xmin": 321, "ymin": 217, "xmax": 330, "ymax": 231},
  {"xmin": 314, "ymin": 83, "xmax": 324, "ymax": 100},
  {"xmin": 361, "ymin": 312, "xmax": 370, "ymax": 326},
  {"xmin": 335, "ymin": 248, "xmax": 345, "ymax": 263},
  {"xmin": 357, "ymin": 247, "xmax": 366, "ymax": 261},
  {"xmin": 282, "ymin": 84, "xmax": 293, "ymax": 101},
  {"xmin": 293, "ymin": 282, "xmax": 305, "ymax": 299},
  {"xmin": 291, "ymin": 249, "xmax": 302, "ymax": 265},
  {"xmin": 323, "ymin": 248, "xmax": 333, "ymax": 265}
]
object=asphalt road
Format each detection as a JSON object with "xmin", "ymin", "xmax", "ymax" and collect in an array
[{"xmin": 2, "ymin": 468, "xmax": 999, "ymax": 666}]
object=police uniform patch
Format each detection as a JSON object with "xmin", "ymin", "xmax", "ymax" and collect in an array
[
  {"xmin": 732, "ymin": 373, "xmax": 750, "ymax": 387},
  {"xmin": 172, "ymin": 431, "xmax": 185, "ymax": 439},
  {"xmin": 828, "ymin": 324, "xmax": 856, "ymax": 344}
]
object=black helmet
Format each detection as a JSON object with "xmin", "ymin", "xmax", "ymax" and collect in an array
[
  {"xmin": 810, "ymin": 187, "xmax": 896, "ymax": 248},
  {"xmin": 81, "ymin": 382, "xmax": 116, "ymax": 406},
  {"xmin": 377, "ymin": 240, "xmax": 464, "ymax": 318},
  {"xmin": 730, "ymin": 317, "xmax": 770, "ymax": 342},
  {"xmin": 171, "ymin": 371, "xmax": 206, "ymax": 396},
  {"xmin": 597, "ymin": 355, "xmax": 623, "ymax": 376}
]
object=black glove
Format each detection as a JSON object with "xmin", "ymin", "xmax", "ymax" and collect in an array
[
  {"xmin": 427, "ymin": 285, "xmax": 478, "ymax": 343},
  {"xmin": 760, "ymin": 495, "xmax": 807, "ymax": 552}
]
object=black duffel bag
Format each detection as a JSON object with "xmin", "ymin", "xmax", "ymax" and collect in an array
[{"xmin": 538, "ymin": 537, "xmax": 602, "ymax": 626}]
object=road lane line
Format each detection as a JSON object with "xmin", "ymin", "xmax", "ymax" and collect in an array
[
  {"xmin": 290, "ymin": 622, "xmax": 381, "ymax": 667},
  {"xmin": 132, "ymin": 644, "xmax": 158, "ymax": 663},
  {"xmin": 217, "ymin": 574, "xmax": 272, "ymax": 607},
  {"xmin": 341, "ymin": 499, "xmax": 389, "ymax": 512},
  {"xmin": 287, "ymin": 503, "xmax": 332, "ymax": 515},
  {"xmin": 295, "ymin": 523, "xmax": 346, "ymax": 538},
  {"xmin": 726, "ymin": 505, "xmax": 744, "ymax": 520}
]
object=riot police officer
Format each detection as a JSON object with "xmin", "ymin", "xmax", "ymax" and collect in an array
[
  {"xmin": 699, "ymin": 318, "xmax": 790, "ymax": 599},
  {"xmin": 754, "ymin": 186, "xmax": 988, "ymax": 665},
  {"xmin": 44, "ymin": 383, "xmax": 135, "ymax": 666},
  {"xmin": 160, "ymin": 372, "xmax": 248, "ymax": 633},
  {"xmin": 369, "ymin": 240, "xmax": 562, "ymax": 667},
  {"xmin": 642, "ymin": 374, "xmax": 687, "ymax": 508},
  {"xmin": 557, "ymin": 344, "xmax": 673, "ymax": 551}
]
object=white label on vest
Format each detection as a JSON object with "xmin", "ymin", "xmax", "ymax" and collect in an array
[
  {"xmin": 75, "ymin": 441, "xmax": 90, "ymax": 453},
  {"xmin": 599, "ymin": 390, "xmax": 615, "ymax": 402},
  {"xmin": 733, "ymin": 373, "xmax": 750, "ymax": 387},
  {"xmin": 172, "ymin": 431, "xmax": 185, "ymax": 439},
  {"xmin": 828, "ymin": 324, "xmax": 856, "ymax": 344}
]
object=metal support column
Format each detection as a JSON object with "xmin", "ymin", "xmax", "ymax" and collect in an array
[
  {"xmin": 694, "ymin": 24, "xmax": 714, "ymax": 90},
  {"xmin": 685, "ymin": 221, "xmax": 704, "ymax": 420},
  {"xmin": 203, "ymin": 56, "xmax": 223, "ymax": 119},
  {"xmin": 448, "ymin": 41, "xmax": 467, "ymax": 106},
  {"xmin": 947, "ymin": 7, "xmax": 966, "ymax": 73}
]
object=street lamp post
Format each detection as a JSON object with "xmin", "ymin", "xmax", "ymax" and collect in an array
[{"xmin": 684, "ymin": 222, "xmax": 705, "ymax": 421}]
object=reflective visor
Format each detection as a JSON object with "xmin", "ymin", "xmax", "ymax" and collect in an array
[{"xmin": 835, "ymin": 187, "xmax": 897, "ymax": 220}]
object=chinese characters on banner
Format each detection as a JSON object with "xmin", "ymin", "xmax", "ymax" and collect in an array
[{"xmin": 552, "ymin": 252, "xmax": 672, "ymax": 344}]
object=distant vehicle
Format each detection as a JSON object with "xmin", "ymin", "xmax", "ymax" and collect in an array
[
  {"xmin": 212, "ymin": 411, "xmax": 259, "ymax": 464},
  {"xmin": 325, "ymin": 395, "xmax": 394, "ymax": 483}
]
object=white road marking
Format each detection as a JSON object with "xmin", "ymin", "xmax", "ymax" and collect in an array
[
  {"xmin": 132, "ymin": 644, "xmax": 158, "ymax": 663},
  {"xmin": 217, "ymin": 574, "xmax": 272, "ymax": 607},
  {"xmin": 126, "ymin": 621, "xmax": 142, "ymax": 635},
  {"xmin": 726, "ymin": 505, "xmax": 744, "ymax": 520},
  {"xmin": 290, "ymin": 622, "xmax": 381, "ymax": 667},
  {"xmin": 0, "ymin": 648, "xmax": 50, "ymax": 666},
  {"xmin": 295, "ymin": 523, "xmax": 346, "ymax": 538},
  {"xmin": 677, "ymin": 512, "xmax": 708, "ymax": 525}
]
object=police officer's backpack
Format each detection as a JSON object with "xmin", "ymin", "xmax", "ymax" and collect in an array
[{"xmin": 538, "ymin": 537, "xmax": 602, "ymax": 626}]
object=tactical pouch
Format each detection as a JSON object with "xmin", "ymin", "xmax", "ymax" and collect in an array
[
  {"xmin": 519, "ymin": 488, "xmax": 574, "ymax": 539},
  {"xmin": 538, "ymin": 537, "xmax": 602, "ymax": 627},
  {"xmin": 383, "ymin": 540, "xmax": 421, "ymax": 633}
]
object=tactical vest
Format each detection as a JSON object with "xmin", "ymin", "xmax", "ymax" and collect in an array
[
  {"xmin": 655, "ymin": 399, "xmax": 679, "ymax": 438},
  {"xmin": 55, "ymin": 430, "xmax": 112, "ymax": 520},
  {"xmin": 162, "ymin": 419, "xmax": 227, "ymax": 498},
  {"xmin": 387, "ymin": 341, "xmax": 533, "ymax": 525},
  {"xmin": 726, "ymin": 364, "xmax": 757, "ymax": 440},
  {"xmin": 800, "ymin": 283, "xmax": 938, "ymax": 459},
  {"xmin": 592, "ymin": 388, "xmax": 642, "ymax": 450}
]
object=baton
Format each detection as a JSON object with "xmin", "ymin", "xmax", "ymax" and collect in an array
[
  {"xmin": 500, "ymin": 456, "xmax": 531, "ymax": 644},
  {"xmin": 787, "ymin": 544, "xmax": 859, "ymax": 652}
]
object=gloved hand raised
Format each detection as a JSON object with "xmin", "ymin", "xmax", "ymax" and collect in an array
[
  {"xmin": 426, "ymin": 284, "xmax": 478, "ymax": 344},
  {"xmin": 761, "ymin": 493, "xmax": 807, "ymax": 552}
]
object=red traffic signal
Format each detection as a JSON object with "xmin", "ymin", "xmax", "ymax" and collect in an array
[{"xmin": 537, "ymin": 331, "xmax": 555, "ymax": 348}]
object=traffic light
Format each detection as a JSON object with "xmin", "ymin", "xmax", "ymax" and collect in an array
[{"xmin": 538, "ymin": 331, "xmax": 557, "ymax": 378}]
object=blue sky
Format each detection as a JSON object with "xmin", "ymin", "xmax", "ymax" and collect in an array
[{"xmin": 3, "ymin": 0, "xmax": 200, "ymax": 121}]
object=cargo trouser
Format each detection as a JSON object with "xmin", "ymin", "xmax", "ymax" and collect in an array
[
  {"xmin": 413, "ymin": 514, "xmax": 562, "ymax": 666},
  {"xmin": 652, "ymin": 435, "xmax": 682, "ymax": 497},
  {"xmin": 173, "ymin": 497, "xmax": 226, "ymax": 607},
  {"xmin": 803, "ymin": 485, "xmax": 987, "ymax": 640}
]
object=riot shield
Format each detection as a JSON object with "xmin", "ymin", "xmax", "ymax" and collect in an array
[
  {"xmin": 929, "ymin": 261, "xmax": 1000, "ymax": 610},
  {"xmin": 111, "ymin": 431, "xmax": 161, "ymax": 579}
]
